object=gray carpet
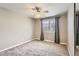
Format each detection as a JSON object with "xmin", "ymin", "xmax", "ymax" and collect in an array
[{"xmin": 0, "ymin": 40, "xmax": 69, "ymax": 56}]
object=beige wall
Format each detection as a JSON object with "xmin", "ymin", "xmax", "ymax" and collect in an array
[
  {"xmin": 44, "ymin": 32, "xmax": 55, "ymax": 42},
  {"xmin": 33, "ymin": 15, "xmax": 67, "ymax": 44},
  {"xmin": 33, "ymin": 19, "xmax": 41, "ymax": 40},
  {"xmin": 0, "ymin": 8, "xmax": 34, "ymax": 51},
  {"xmin": 59, "ymin": 15, "xmax": 67, "ymax": 44},
  {"xmin": 67, "ymin": 4, "xmax": 74, "ymax": 56}
]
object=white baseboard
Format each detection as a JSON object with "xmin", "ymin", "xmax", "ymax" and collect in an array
[
  {"xmin": 0, "ymin": 39, "xmax": 32, "ymax": 53},
  {"xmin": 33, "ymin": 38, "xmax": 40, "ymax": 40},
  {"xmin": 33, "ymin": 38, "xmax": 67, "ymax": 45},
  {"xmin": 60, "ymin": 42, "xmax": 67, "ymax": 45}
]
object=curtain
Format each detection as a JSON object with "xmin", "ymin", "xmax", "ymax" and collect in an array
[
  {"xmin": 55, "ymin": 17, "xmax": 60, "ymax": 43},
  {"xmin": 40, "ymin": 19, "xmax": 44, "ymax": 41}
]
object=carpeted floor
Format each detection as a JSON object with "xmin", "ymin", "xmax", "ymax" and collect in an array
[{"xmin": 0, "ymin": 40, "xmax": 69, "ymax": 56}]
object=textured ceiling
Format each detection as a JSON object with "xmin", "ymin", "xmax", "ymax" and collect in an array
[{"xmin": 0, "ymin": 3, "xmax": 71, "ymax": 18}]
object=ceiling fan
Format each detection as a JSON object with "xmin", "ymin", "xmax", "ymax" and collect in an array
[{"xmin": 32, "ymin": 6, "xmax": 49, "ymax": 13}]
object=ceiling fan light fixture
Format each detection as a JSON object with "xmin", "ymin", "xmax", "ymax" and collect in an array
[
  {"xmin": 32, "ymin": 6, "xmax": 41, "ymax": 12},
  {"xmin": 31, "ymin": 6, "xmax": 48, "ymax": 18}
]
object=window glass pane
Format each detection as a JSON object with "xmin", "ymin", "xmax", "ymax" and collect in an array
[
  {"xmin": 50, "ymin": 18, "xmax": 55, "ymax": 32},
  {"xmin": 42, "ymin": 20, "xmax": 49, "ymax": 31},
  {"xmin": 42, "ymin": 18, "xmax": 55, "ymax": 33}
]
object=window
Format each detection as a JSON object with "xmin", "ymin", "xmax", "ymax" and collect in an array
[
  {"xmin": 42, "ymin": 20, "xmax": 49, "ymax": 31},
  {"xmin": 42, "ymin": 18, "xmax": 55, "ymax": 33}
]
